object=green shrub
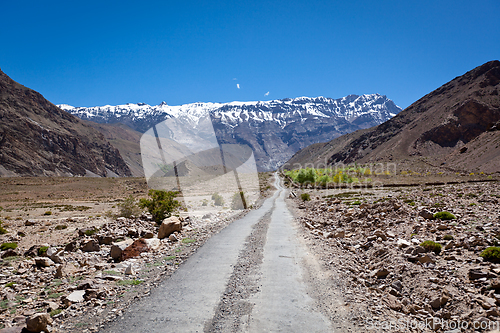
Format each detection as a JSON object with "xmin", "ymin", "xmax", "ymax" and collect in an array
[
  {"xmin": 0, "ymin": 243, "xmax": 17, "ymax": 251},
  {"xmin": 139, "ymin": 190, "xmax": 181, "ymax": 224},
  {"xmin": 295, "ymin": 168, "xmax": 316, "ymax": 184},
  {"xmin": 351, "ymin": 200, "xmax": 362, "ymax": 205},
  {"xmin": 38, "ymin": 246, "xmax": 49, "ymax": 255},
  {"xmin": 5, "ymin": 282, "xmax": 15, "ymax": 288},
  {"xmin": 118, "ymin": 195, "xmax": 141, "ymax": 218},
  {"xmin": 211, "ymin": 193, "xmax": 224, "ymax": 206},
  {"xmin": 50, "ymin": 309, "xmax": 62, "ymax": 317},
  {"xmin": 433, "ymin": 211, "xmax": 456, "ymax": 220},
  {"xmin": 480, "ymin": 247, "xmax": 500, "ymax": 262},
  {"xmin": 420, "ymin": 240, "xmax": 442, "ymax": 254},
  {"xmin": 202, "ymin": 199, "xmax": 208, "ymax": 206},
  {"xmin": 301, "ymin": 193, "xmax": 311, "ymax": 201},
  {"xmin": 443, "ymin": 235, "xmax": 454, "ymax": 241},
  {"xmin": 43, "ymin": 211, "xmax": 52, "ymax": 216},
  {"xmin": 230, "ymin": 191, "xmax": 246, "ymax": 210},
  {"xmin": 84, "ymin": 229, "xmax": 97, "ymax": 236},
  {"xmin": 318, "ymin": 175, "xmax": 330, "ymax": 185}
]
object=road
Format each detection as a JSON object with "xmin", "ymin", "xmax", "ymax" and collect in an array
[{"xmin": 100, "ymin": 174, "xmax": 340, "ymax": 332}]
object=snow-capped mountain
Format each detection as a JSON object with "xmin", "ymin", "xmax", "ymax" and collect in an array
[{"xmin": 59, "ymin": 94, "xmax": 401, "ymax": 171}]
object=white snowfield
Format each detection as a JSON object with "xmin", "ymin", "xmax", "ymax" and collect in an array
[{"xmin": 58, "ymin": 94, "xmax": 401, "ymax": 130}]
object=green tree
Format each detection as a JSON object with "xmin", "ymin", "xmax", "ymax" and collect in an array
[{"xmin": 139, "ymin": 190, "xmax": 181, "ymax": 224}]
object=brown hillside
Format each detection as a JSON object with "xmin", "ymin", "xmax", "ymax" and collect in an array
[
  {"xmin": 0, "ymin": 68, "xmax": 132, "ymax": 177},
  {"xmin": 285, "ymin": 60, "xmax": 500, "ymax": 173}
]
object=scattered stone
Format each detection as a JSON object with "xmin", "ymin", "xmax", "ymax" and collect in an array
[
  {"xmin": 125, "ymin": 264, "xmax": 135, "ymax": 275},
  {"xmin": 121, "ymin": 239, "xmax": 149, "ymax": 261},
  {"xmin": 158, "ymin": 216, "xmax": 182, "ymax": 239},
  {"xmin": 418, "ymin": 209, "xmax": 434, "ymax": 220},
  {"xmin": 469, "ymin": 268, "xmax": 488, "ymax": 280},
  {"xmin": 26, "ymin": 313, "xmax": 52, "ymax": 333},
  {"xmin": 81, "ymin": 239, "xmax": 100, "ymax": 252},
  {"xmin": 55, "ymin": 262, "xmax": 78, "ymax": 278},
  {"xmin": 109, "ymin": 239, "xmax": 134, "ymax": 261},
  {"xmin": 34, "ymin": 257, "xmax": 54, "ymax": 268}
]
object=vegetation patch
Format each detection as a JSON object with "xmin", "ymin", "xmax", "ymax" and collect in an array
[
  {"xmin": 211, "ymin": 193, "xmax": 224, "ymax": 206},
  {"xmin": 0, "ymin": 243, "xmax": 17, "ymax": 251},
  {"xmin": 181, "ymin": 238, "xmax": 196, "ymax": 244},
  {"xmin": 301, "ymin": 193, "xmax": 311, "ymax": 201},
  {"xmin": 443, "ymin": 234, "xmax": 454, "ymax": 241},
  {"xmin": 420, "ymin": 240, "xmax": 442, "ymax": 254},
  {"xmin": 50, "ymin": 309, "xmax": 62, "ymax": 317},
  {"xmin": 139, "ymin": 190, "xmax": 181, "ymax": 223},
  {"xmin": 433, "ymin": 211, "xmax": 456, "ymax": 220},
  {"xmin": 480, "ymin": 247, "xmax": 500, "ymax": 262},
  {"xmin": 38, "ymin": 246, "xmax": 49, "ymax": 255},
  {"xmin": 117, "ymin": 279, "xmax": 142, "ymax": 286}
]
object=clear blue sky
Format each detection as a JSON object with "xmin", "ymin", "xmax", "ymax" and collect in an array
[{"xmin": 1, "ymin": 0, "xmax": 499, "ymax": 109}]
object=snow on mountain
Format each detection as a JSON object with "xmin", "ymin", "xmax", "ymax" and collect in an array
[
  {"xmin": 58, "ymin": 94, "xmax": 402, "ymax": 171},
  {"xmin": 58, "ymin": 94, "xmax": 401, "ymax": 132}
]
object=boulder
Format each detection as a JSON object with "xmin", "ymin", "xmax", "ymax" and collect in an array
[
  {"xmin": 418, "ymin": 209, "xmax": 434, "ymax": 220},
  {"xmin": 109, "ymin": 239, "xmax": 134, "ymax": 261},
  {"xmin": 81, "ymin": 239, "xmax": 100, "ymax": 252},
  {"xmin": 34, "ymin": 257, "xmax": 54, "ymax": 268},
  {"xmin": 121, "ymin": 239, "xmax": 149, "ymax": 261},
  {"xmin": 158, "ymin": 216, "xmax": 182, "ymax": 239},
  {"xmin": 469, "ymin": 268, "xmax": 488, "ymax": 280},
  {"xmin": 26, "ymin": 313, "xmax": 52, "ymax": 333},
  {"xmin": 55, "ymin": 262, "xmax": 78, "ymax": 278}
]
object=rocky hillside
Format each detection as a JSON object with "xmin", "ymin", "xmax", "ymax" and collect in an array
[
  {"xmin": 59, "ymin": 94, "xmax": 401, "ymax": 171},
  {"xmin": 285, "ymin": 61, "xmax": 500, "ymax": 174},
  {"xmin": 0, "ymin": 69, "xmax": 132, "ymax": 177}
]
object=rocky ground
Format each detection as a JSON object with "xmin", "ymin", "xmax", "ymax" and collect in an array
[
  {"xmin": 0, "ymin": 173, "xmax": 274, "ymax": 332},
  {"xmin": 291, "ymin": 178, "xmax": 500, "ymax": 332}
]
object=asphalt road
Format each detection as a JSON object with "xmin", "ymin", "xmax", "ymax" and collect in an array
[{"xmin": 99, "ymin": 174, "xmax": 334, "ymax": 332}]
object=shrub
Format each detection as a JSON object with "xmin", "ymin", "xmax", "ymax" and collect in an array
[
  {"xmin": 118, "ymin": 195, "xmax": 140, "ymax": 218},
  {"xmin": 0, "ymin": 221, "xmax": 7, "ymax": 235},
  {"xmin": 0, "ymin": 243, "xmax": 17, "ymax": 251},
  {"xmin": 318, "ymin": 175, "xmax": 330, "ymax": 185},
  {"xmin": 480, "ymin": 247, "xmax": 500, "ymax": 262},
  {"xmin": 43, "ymin": 211, "xmax": 52, "ymax": 216},
  {"xmin": 420, "ymin": 240, "xmax": 442, "ymax": 254},
  {"xmin": 211, "ymin": 193, "xmax": 224, "ymax": 206},
  {"xmin": 50, "ymin": 309, "xmax": 62, "ymax": 317},
  {"xmin": 230, "ymin": 191, "xmax": 246, "ymax": 210},
  {"xmin": 433, "ymin": 211, "xmax": 456, "ymax": 220},
  {"xmin": 202, "ymin": 199, "xmax": 208, "ymax": 206},
  {"xmin": 139, "ymin": 190, "xmax": 181, "ymax": 224},
  {"xmin": 38, "ymin": 246, "xmax": 49, "ymax": 255},
  {"xmin": 443, "ymin": 235, "xmax": 454, "ymax": 241},
  {"xmin": 295, "ymin": 168, "xmax": 316, "ymax": 184},
  {"xmin": 301, "ymin": 193, "xmax": 311, "ymax": 201}
]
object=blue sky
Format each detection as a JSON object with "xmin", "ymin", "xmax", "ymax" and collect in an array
[{"xmin": 1, "ymin": 0, "xmax": 499, "ymax": 109}]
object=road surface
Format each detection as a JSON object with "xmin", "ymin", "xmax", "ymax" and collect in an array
[{"xmin": 100, "ymin": 174, "xmax": 342, "ymax": 332}]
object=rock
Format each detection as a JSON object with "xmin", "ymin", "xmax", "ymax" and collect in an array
[
  {"xmin": 1, "ymin": 249, "xmax": 18, "ymax": 258},
  {"xmin": 34, "ymin": 257, "xmax": 54, "ymax": 268},
  {"xmin": 384, "ymin": 294, "xmax": 402, "ymax": 311},
  {"xmin": 469, "ymin": 268, "xmax": 488, "ymax": 280},
  {"xmin": 121, "ymin": 239, "xmax": 149, "ymax": 261},
  {"xmin": 125, "ymin": 264, "xmax": 135, "ymax": 275},
  {"xmin": 63, "ymin": 290, "xmax": 85, "ymax": 306},
  {"xmin": 142, "ymin": 231, "xmax": 154, "ymax": 239},
  {"xmin": 81, "ymin": 239, "xmax": 100, "ymax": 252},
  {"xmin": 46, "ymin": 301, "xmax": 59, "ymax": 311},
  {"xmin": 373, "ymin": 229, "xmax": 387, "ymax": 241},
  {"xmin": 419, "ymin": 209, "xmax": 434, "ymax": 220},
  {"xmin": 391, "ymin": 280, "xmax": 403, "ymax": 292},
  {"xmin": 24, "ymin": 220, "xmax": 37, "ymax": 226},
  {"xmin": 490, "ymin": 279, "xmax": 500, "ymax": 290},
  {"xmin": 373, "ymin": 268, "xmax": 390, "ymax": 279},
  {"xmin": 430, "ymin": 297, "xmax": 442, "ymax": 309},
  {"xmin": 0, "ymin": 326, "xmax": 25, "ymax": 332},
  {"xmin": 169, "ymin": 234, "xmax": 178, "ymax": 242},
  {"xmin": 77, "ymin": 279, "xmax": 96, "ymax": 290},
  {"xmin": 26, "ymin": 313, "xmax": 52, "ymax": 333},
  {"xmin": 55, "ymin": 262, "xmax": 78, "ymax": 278},
  {"xmin": 64, "ymin": 240, "xmax": 77, "ymax": 252},
  {"xmin": 397, "ymin": 239, "xmax": 411, "ymax": 248},
  {"xmin": 98, "ymin": 235, "xmax": 113, "ymax": 245},
  {"xmin": 143, "ymin": 237, "xmax": 161, "ymax": 250},
  {"xmin": 333, "ymin": 229, "xmax": 345, "ymax": 238},
  {"xmin": 158, "ymin": 216, "xmax": 182, "ymax": 239},
  {"xmin": 109, "ymin": 239, "xmax": 134, "ymax": 261},
  {"xmin": 418, "ymin": 254, "xmax": 435, "ymax": 264}
]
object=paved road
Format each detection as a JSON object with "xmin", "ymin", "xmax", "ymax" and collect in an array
[{"xmin": 100, "ymin": 174, "xmax": 333, "ymax": 332}]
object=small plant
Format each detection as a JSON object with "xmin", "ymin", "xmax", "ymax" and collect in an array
[
  {"xmin": 84, "ymin": 229, "xmax": 97, "ymax": 236},
  {"xmin": 117, "ymin": 279, "xmax": 142, "ymax": 286},
  {"xmin": 139, "ymin": 190, "xmax": 181, "ymax": 224},
  {"xmin": 202, "ymin": 199, "xmax": 208, "ymax": 206},
  {"xmin": 480, "ymin": 247, "xmax": 500, "ymax": 262},
  {"xmin": 420, "ymin": 240, "xmax": 442, "ymax": 254},
  {"xmin": 118, "ymin": 195, "xmax": 140, "ymax": 218},
  {"xmin": 38, "ymin": 246, "xmax": 49, "ymax": 255},
  {"xmin": 181, "ymin": 238, "xmax": 196, "ymax": 244},
  {"xmin": 47, "ymin": 292, "xmax": 64, "ymax": 299},
  {"xmin": 0, "ymin": 243, "xmax": 17, "ymax": 251},
  {"xmin": 443, "ymin": 235, "xmax": 454, "ymax": 241},
  {"xmin": 5, "ymin": 282, "xmax": 15, "ymax": 288},
  {"xmin": 165, "ymin": 255, "xmax": 176, "ymax": 261},
  {"xmin": 50, "ymin": 309, "xmax": 62, "ymax": 317},
  {"xmin": 301, "ymin": 193, "xmax": 311, "ymax": 201},
  {"xmin": 211, "ymin": 193, "xmax": 224, "ymax": 206},
  {"xmin": 230, "ymin": 191, "xmax": 247, "ymax": 210},
  {"xmin": 433, "ymin": 211, "xmax": 456, "ymax": 220},
  {"xmin": 351, "ymin": 200, "xmax": 361, "ymax": 205},
  {"xmin": 55, "ymin": 225, "xmax": 67, "ymax": 230},
  {"xmin": 43, "ymin": 211, "xmax": 52, "ymax": 216},
  {"xmin": 0, "ymin": 221, "xmax": 7, "ymax": 235}
]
